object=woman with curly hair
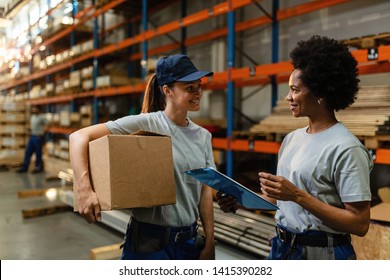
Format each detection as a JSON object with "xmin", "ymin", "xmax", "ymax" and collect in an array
[{"xmin": 218, "ymin": 35, "xmax": 373, "ymax": 260}]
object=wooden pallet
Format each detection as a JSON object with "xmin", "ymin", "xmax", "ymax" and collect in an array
[
  {"xmin": 17, "ymin": 186, "xmax": 72, "ymax": 198},
  {"xmin": 0, "ymin": 162, "xmax": 22, "ymax": 171},
  {"xmin": 22, "ymin": 204, "xmax": 73, "ymax": 219},
  {"xmin": 341, "ymin": 32, "xmax": 390, "ymax": 49},
  {"xmin": 90, "ymin": 243, "xmax": 122, "ymax": 260}
]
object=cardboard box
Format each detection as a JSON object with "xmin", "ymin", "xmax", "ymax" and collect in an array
[
  {"xmin": 352, "ymin": 203, "xmax": 390, "ymax": 259},
  {"xmin": 74, "ymin": 131, "xmax": 175, "ymax": 211}
]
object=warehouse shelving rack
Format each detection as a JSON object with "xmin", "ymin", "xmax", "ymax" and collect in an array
[{"xmin": 2, "ymin": 0, "xmax": 390, "ymax": 173}]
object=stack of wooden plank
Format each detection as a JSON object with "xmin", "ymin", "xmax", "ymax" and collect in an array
[
  {"xmin": 341, "ymin": 32, "xmax": 390, "ymax": 49},
  {"xmin": 0, "ymin": 101, "xmax": 27, "ymax": 167},
  {"xmin": 250, "ymin": 86, "xmax": 390, "ymax": 143}
]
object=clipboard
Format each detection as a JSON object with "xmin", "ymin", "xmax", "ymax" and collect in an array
[{"xmin": 185, "ymin": 167, "xmax": 278, "ymax": 211}]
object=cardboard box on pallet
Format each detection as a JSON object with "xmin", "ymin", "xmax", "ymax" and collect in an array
[{"xmin": 74, "ymin": 131, "xmax": 175, "ymax": 211}]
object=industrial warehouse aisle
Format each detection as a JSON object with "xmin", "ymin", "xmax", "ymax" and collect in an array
[{"xmin": 0, "ymin": 168, "xmax": 259, "ymax": 260}]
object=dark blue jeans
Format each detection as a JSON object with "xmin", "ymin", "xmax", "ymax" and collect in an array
[
  {"xmin": 268, "ymin": 225, "xmax": 356, "ymax": 260},
  {"xmin": 121, "ymin": 220, "xmax": 201, "ymax": 260},
  {"xmin": 21, "ymin": 135, "xmax": 44, "ymax": 171}
]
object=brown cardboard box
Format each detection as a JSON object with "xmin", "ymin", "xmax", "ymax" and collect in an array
[
  {"xmin": 74, "ymin": 131, "xmax": 175, "ymax": 211},
  {"xmin": 352, "ymin": 203, "xmax": 390, "ymax": 259}
]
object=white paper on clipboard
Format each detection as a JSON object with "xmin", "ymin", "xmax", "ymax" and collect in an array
[{"xmin": 185, "ymin": 167, "xmax": 278, "ymax": 211}]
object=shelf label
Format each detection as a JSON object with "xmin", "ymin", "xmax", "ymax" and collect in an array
[{"xmin": 367, "ymin": 48, "xmax": 378, "ymax": 61}]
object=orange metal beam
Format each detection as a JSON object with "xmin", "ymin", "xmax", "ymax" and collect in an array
[
  {"xmin": 254, "ymin": 140, "xmax": 281, "ymax": 154},
  {"xmin": 278, "ymin": 0, "xmax": 351, "ymax": 20},
  {"xmin": 95, "ymin": 44, "xmax": 120, "ymax": 57},
  {"xmin": 235, "ymin": 76, "xmax": 271, "ymax": 87},
  {"xmin": 156, "ymin": 21, "xmax": 181, "ymax": 36},
  {"xmin": 231, "ymin": 68, "xmax": 251, "ymax": 80},
  {"xmin": 358, "ymin": 61, "xmax": 390, "ymax": 75},
  {"xmin": 353, "ymin": 45, "xmax": 390, "ymax": 63},
  {"xmin": 27, "ymin": 95, "xmax": 74, "ymax": 105},
  {"xmin": 255, "ymin": 61, "xmax": 293, "ymax": 76},
  {"xmin": 94, "ymin": 84, "xmax": 145, "ymax": 97},
  {"xmin": 212, "ymin": 138, "xmax": 228, "ymax": 150},
  {"xmin": 375, "ymin": 149, "xmax": 390, "ymax": 165},
  {"xmin": 75, "ymin": 5, "xmax": 95, "ymax": 19},
  {"xmin": 47, "ymin": 127, "xmax": 77, "ymax": 135},
  {"xmin": 212, "ymin": 138, "xmax": 281, "ymax": 154},
  {"xmin": 230, "ymin": 139, "xmax": 251, "ymax": 151}
]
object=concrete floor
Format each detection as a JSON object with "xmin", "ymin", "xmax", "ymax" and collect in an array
[{"xmin": 0, "ymin": 167, "xmax": 258, "ymax": 260}]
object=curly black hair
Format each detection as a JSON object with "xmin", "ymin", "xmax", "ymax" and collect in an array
[{"xmin": 290, "ymin": 35, "xmax": 359, "ymax": 111}]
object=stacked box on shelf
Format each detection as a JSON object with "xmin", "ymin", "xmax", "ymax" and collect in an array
[
  {"xmin": 33, "ymin": 53, "xmax": 41, "ymax": 70},
  {"xmin": 51, "ymin": 139, "xmax": 69, "ymax": 160},
  {"xmin": 81, "ymin": 65, "xmax": 94, "ymax": 91},
  {"xmin": 81, "ymin": 39, "xmax": 94, "ymax": 54},
  {"xmin": 46, "ymin": 83, "xmax": 55, "ymax": 97},
  {"xmin": 29, "ymin": 85, "xmax": 48, "ymax": 99},
  {"xmin": 96, "ymin": 75, "xmax": 143, "ymax": 88},
  {"xmin": 0, "ymin": 102, "xmax": 27, "ymax": 166},
  {"xmin": 69, "ymin": 70, "xmax": 82, "ymax": 92},
  {"xmin": 70, "ymin": 44, "xmax": 82, "ymax": 57},
  {"xmin": 80, "ymin": 105, "xmax": 93, "ymax": 127},
  {"xmin": 81, "ymin": 66, "xmax": 93, "ymax": 79},
  {"xmin": 58, "ymin": 139, "xmax": 70, "ymax": 160},
  {"xmin": 59, "ymin": 110, "xmax": 81, "ymax": 128},
  {"xmin": 55, "ymin": 79, "xmax": 71, "ymax": 96}
]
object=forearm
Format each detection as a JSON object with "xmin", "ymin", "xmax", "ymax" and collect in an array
[
  {"xmin": 69, "ymin": 124, "xmax": 111, "ymax": 191},
  {"xmin": 199, "ymin": 185, "xmax": 215, "ymax": 244},
  {"xmin": 294, "ymin": 190, "xmax": 370, "ymax": 236},
  {"xmin": 69, "ymin": 131, "xmax": 93, "ymax": 191}
]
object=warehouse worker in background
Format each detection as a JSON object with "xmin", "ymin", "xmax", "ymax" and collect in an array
[
  {"xmin": 17, "ymin": 105, "xmax": 48, "ymax": 173},
  {"xmin": 217, "ymin": 35, "xmax": 373, "ymax": 260},
  {"xmin": 69, "ymin": 54, "xmax": 215, "ymax": 260}
]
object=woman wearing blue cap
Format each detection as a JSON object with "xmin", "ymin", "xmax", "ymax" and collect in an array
[{"xmin": 69, "ymin": 54, "xmax": 215, "ymax": 260}]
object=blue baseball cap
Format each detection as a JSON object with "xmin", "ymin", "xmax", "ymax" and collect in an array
[{"xmin": 156, "ymin": 54, "xmax": 213, "ymax": 86}]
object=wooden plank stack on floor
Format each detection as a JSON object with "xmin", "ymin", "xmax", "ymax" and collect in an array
[
  {"xmin": 90, "ymin": 243, "xmax": 122, "ymax": 260},
  {"xmin": 250, "ymin": 86, "xmax": 390, "ymax": 148},
  {"xmin": 0, "ymin": 101, "xmax": 27, "ymax": 168},
  {"xmin": 18, "ymin": 186, "xmax": 73, "ymax": 219}
]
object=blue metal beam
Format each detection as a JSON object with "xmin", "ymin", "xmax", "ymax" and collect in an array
[
  {"xmin": 127, "ymin": 22, "xmax": 133, "ymax": 77},
  {"xmin": 181, "ymin": 0, "xmax": 187, "ymax": 54},
  {"xmin": 93, "ymin": 1, "xmax": 99, "ymax": 124},
  {"xmin": 142, "ymin": 0, "xmax": 148, "ymax": 80},
  {"xmin": 70, "ymin": 0, "xmax": 77, "ymax": 72},
  {"xmin": 271, "ymin": 0, "xmax": 279, "ymax": 108},
  {"xmin": 226, "ymin": 4, "xmax": 235, "ymax": 178}
]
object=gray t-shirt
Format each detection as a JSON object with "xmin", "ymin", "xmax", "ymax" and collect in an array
[
  {"xmin": 105, "ymin": 111, "xmax": 215, "ymax": 227},
  {"xmin": 30, "ymin": 114, "xmax": 48, "ymax": 136},
  {"xmin": 275, "ymin": 123, "xmax": 373, "ymax": 234}
]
